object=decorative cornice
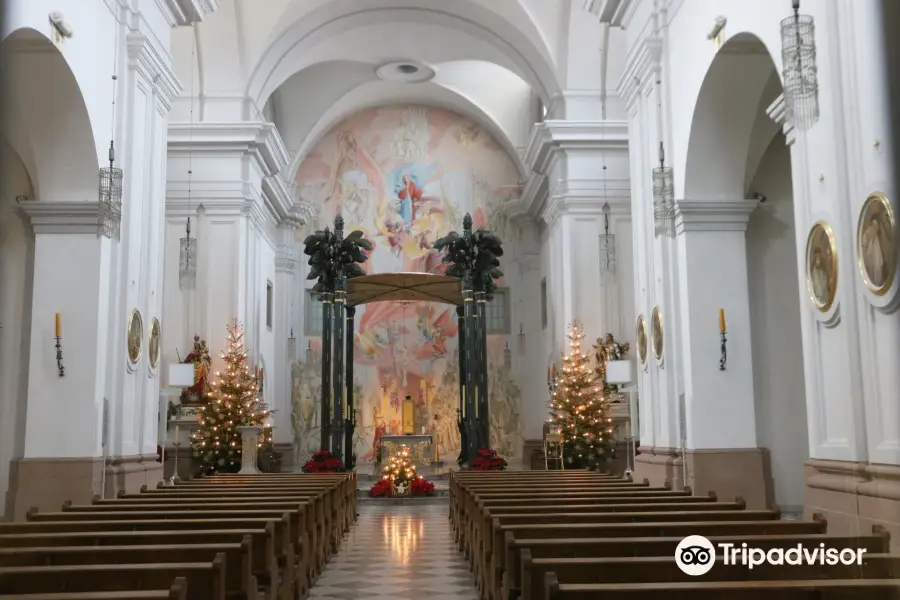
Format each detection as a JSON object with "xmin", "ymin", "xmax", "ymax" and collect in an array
[
  {"xmin": 159, "ymin": 0, "xmax": 220, "ymax": 26},
  {"xmin": 766, "ymin": 93, "xmax": 797, "ymax": 147},
  {"xmin": 167, "ymin": 122, "xmax": 290, "ymax": 177},
  {"xmin": 16, "ymin": 201, "xmax": 101, "ymax": 235},
  {"xmin": 523, "ymin": 120, "xmax": 630, "ymax": 177},
  {"xmin": 542, "ymin": 195, "xmax": 631, "ymax": 228},
  {"xmin": 674, "ymin": 199, "xmax": 760, "ymax": 233},
  {"xmin": 617, "ymin": 36, "xmax": 663, "ymax": 113},
  {"xmin": 126, "ymin": 32, "xmax": 181, "ymax": 111},
  {"xmin": 582, "ymin": 0, "xmax": 635, "ymax": 26},
  {"xmin": 261, "ymin": 175, "xmax": 298, "ymax": 227}
]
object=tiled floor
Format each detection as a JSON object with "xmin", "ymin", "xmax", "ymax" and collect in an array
[{"xmin": 310, "ymin": 503, "xmax": 478, "ymax": 600}]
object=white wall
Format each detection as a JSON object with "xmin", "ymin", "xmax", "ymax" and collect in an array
[
  {"xmin": 619, "ymin": 0, "xmax": 900, "ymax": 472},
  {"xmin": 746, "ymin": 134, "xmax": 808, "ymax": 510}
]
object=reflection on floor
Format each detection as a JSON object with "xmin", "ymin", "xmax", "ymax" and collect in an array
[{"xmin": 310, "ymin": 503, "xmax": 478, "ymax": 600}]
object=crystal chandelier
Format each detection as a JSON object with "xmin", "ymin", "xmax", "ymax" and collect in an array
[
  {"xmin": 179, "ymin": 19, "xmax": 198, "ymax": 291},
  {"xmin": 98, "ymin": 20, "xmax": 122, "ymax": 240},
  {"xmin": 599, "ymin": 161, "xmax": 616, "ymax": 275},
  {"xmin": 780, "ymin": 0, "xmax": 819, "ymax": 131},
  {"xmin": 652, "ymin": 142, "xmax": 675, "ymax": 237}
]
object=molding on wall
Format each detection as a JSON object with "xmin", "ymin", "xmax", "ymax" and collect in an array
[
  {"xmin": 582, "ymin": 0, "xmax": 635, "ymax": 27},
  {"xmin": 617, "ymin": 37, "xmax": 663, "ymax": 114},
  {"xmin": 126, "ymin": 33, "xmax": 182, "ymax": 111},
  {"xmin": 674, "ymin": 199, "xmax": 760, "ymax": 233},
  {"xmin": 766, "ymin": 93, "xmax": 797, "ymax": 147},
  {"xmin": 16, "ymin": 201, "xmax": 102, "ymax": 235},
  {"xmin": 514, "ymin": 120, "xmax": 630, "ymax": 222},
  {"xmin": 159, "ymin": 0, "xmax": 220, "ymax": 26},
  {"xmin": 168, "ymin": 121, "xmax": 290, "ymax": 177}
]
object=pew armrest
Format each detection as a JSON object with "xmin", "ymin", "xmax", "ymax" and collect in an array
[
  {"xmin": 543, "ymin": 571, "xmax": 560, "ymax": 600},
  {"xmin": 169, "ymin": 576, "xmax": 189, "ymax": 600}
]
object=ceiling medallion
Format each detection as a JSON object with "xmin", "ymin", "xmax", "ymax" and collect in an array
[{"xmin": 375, "ymin": 60, "xmax": 436, "ymax": 83}]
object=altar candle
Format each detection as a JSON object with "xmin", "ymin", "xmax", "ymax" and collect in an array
[
  {"xmin": 259, "ymin": 367, "xmax": 264, "ymax": 380},
  {"xmin": 55, "ymin": 313, "xmax": 61, "ymax": 337},
  {"xmin": 175, "ymin": 425, "xmax": 180, "ymax": 440},
  {"xmin": 718, "ymin": 308, "xmax": 726, "ymax": 333}
]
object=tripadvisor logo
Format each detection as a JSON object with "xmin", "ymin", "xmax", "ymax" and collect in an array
[{"xmin": 675, "ymin": 536, "xmax": 868, "ymax": 576}]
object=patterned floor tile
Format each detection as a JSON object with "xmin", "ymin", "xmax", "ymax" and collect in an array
[{"xmin": 310, "ymin": 503, "xmax": 478, "ymax": 599}]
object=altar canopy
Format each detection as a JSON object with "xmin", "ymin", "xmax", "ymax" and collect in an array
[{"xmin": 346, "ymin": 272, "xmax": 463, "ymax": 306}]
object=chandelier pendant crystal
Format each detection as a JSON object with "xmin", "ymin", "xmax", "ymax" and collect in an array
[
  {"xmin": 780, "ymin": 0, "xmax": 819, "ymax": 131},
  {"xmin": 98, "ymin": 138, "xmax": 123, "ymax": 239},
  {"xmin": 178, "ymin": 15, "xmax": 199, "ymax": 291},
  {"xmin": 652, "ymin": 142, "xmax": 675, "ymax": 237}
]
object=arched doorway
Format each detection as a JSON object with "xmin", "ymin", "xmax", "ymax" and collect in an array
[
  {"xmin": 683, "ymin": 34, "xmax": 809, "ymax": 513},
  {"xmin": 0, "ymin": 27, "xmax": 99, "ymax": 518}
]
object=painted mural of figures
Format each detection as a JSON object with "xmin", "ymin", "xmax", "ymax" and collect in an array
[{"xmin": 363, "ymin": 402, "xmax": 388, "ymax": 462}]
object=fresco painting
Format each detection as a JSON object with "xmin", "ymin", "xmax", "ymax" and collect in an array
[{"xmin": 291, "ymin": 105, "xmax": 523, "ymax": 467}]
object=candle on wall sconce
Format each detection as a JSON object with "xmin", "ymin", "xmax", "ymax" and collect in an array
[
  {"xmin": 718, "ymin": 308, "xmax": 727, "ymax": 371},
  {"xmin": 54, "ymin": 312, "xmax": 65, "ymax": 377},
  {"xmin": 259, "ymin": 367, "xmax": 264, "ymax": 380}
]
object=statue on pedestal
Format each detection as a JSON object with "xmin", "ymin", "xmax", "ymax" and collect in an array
[
  {"xmin": 180, "ymin": 335, "xmax": 212, "ymax": 405},
  {"xmin": 594, "ymin": 333, "xmax": 630, "ymax": 398}
]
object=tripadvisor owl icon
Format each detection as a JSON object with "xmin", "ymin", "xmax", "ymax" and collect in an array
[{"xmin": 675, "ymin": 535, "xmax": 716, "ymax": 576}]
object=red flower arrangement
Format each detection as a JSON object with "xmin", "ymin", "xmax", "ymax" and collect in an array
[
  {"xmin": 302, "ymin": 450, "xmax": 345, "ymax": 473},
  {"xmin": 369, "ymin": 478, "xmax": 393, "ymax": 497},
  {"xmin": 471, "ymin": 448, "xmax": 508, "ymax": 471},
  {"xmin": 411, "ymin": 477, "xmax": 435, "ymax": 496}
]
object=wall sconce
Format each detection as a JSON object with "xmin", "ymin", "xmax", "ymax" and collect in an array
[
  {"xmin": 517, "ymin": 323, "xmax": 526, "ymax": 355},
  {"xmin": 707, "ymin": 16, "xmax": 726, "ymax": 41},
  {"xmin": 54, "ymin": 313, "xmax": 65, "ymax": 377},
  {"xmin": 718, "ymin": 308, "xmax": 727, "ymax": 370}
]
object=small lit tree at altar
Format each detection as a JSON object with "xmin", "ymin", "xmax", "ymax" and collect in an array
[
  {"xmin": 548, "ymin": 321, "xmax": 615, "ymax": 469},
  {"xmin": 369, "ymin": 445, "xmax": 435, "ymax": 497},
  {"xmin": 191, "ymin": 321, "xmax": 272, "ymax": 474}
]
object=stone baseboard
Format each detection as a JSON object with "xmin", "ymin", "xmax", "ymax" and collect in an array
[
  {"xmin": 8, "ymin": 457, "xmax": 104, "ymax": 520},
  {"xmin": 274, "ymin": 443, "xmax": 294, "ymax": 472},
  {"xmin": 634, "ymin": 446, "xmax": 768, "ymax": 509},
  {"xmin": 804, "ymin": 458, "xmax": 900, "ymax": 552}
]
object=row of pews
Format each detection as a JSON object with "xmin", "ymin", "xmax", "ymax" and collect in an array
[
  {"xmin": 450, "ymin": 470, "xmax": 900, "ymax": 600},
  {"xmin": 0, "ymin": 472, "xmax": 357, "ymax": 599}
]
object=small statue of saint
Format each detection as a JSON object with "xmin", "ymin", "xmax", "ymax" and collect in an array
[
  {"xmin": 594, "ymin": 333, "xmax": 631, "ymax": 397},
  {"xmin": 180, "ymin": 335, "xmax": 212, "ymax": 405}
]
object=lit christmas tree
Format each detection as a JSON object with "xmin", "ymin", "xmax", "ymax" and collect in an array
[
  {"xmin": 382, "ymin": 445, "xmax": 417, "ymax": 493},
  {"xmin": 548, "ymin": 321, "xmax": 615, "ymax": 468},
  {"xmin": 191, "ymin": 321, "xmax": 272, "ymax": 474}
]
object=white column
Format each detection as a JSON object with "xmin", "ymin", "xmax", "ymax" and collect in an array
[
  {"xmin": 674, "ymin": 200, "xmax": 759, "ymax": 449},
  {"xmin": 273, "ymin": 223, "xmax": 301, "ymax": 445}
]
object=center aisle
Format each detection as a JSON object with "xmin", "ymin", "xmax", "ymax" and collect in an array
[{"xmin": 310, "ymin": 502, "xmax": 479, "ymax": 600}]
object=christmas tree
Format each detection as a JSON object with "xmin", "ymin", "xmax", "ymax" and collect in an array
[
  {"xmin": 191, "ymin": 321, "xmax": 272, "ymax": 474},
  {"xmin": 382, "ymin": 445, "xmax": 417, "ymax": 488},
  {"xmin": 548, "ymin": 321, "xmax": 615, "ymax": 468}
]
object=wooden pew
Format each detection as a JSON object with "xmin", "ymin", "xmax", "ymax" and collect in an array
[
  {"xmin": 0, "ymin": 576, "xmax": 188, "ymax": 600},
  {"xmin": 0, "ymin": 542, "xmax": 254, "ymax": 600},
  {"xmin": 493, "ymin": 519, "xmax": 825, "ymax": 600},
  {"xmin": 0, "ymin": 527, "xmax": 282, "ymax": 600},
  {"xmin": 30, "ymin": 507, "xmax": 309, "ymax": 595},
  {"xmin": 506, "ymin": 531, "xmax": 890, "ymax": 600},
  {"xmin": 523, "ymin": 550, "xmax": 900, "ymax": 600},
  {"xmin": 542, "ymin": 572, "xmax": 900, "ymax": 600},
  {"xmin": 0, "ymin": 558, "xmax": 225, "ymax": 600}
]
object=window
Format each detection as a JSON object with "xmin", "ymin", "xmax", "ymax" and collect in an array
[
  {"xmin": 485, "ymin": 288, "xmax": 510, "ymax": 334},
  {"xmin": 266, "ymin": 281, "xmax": 274, "ymax": 329},
  {"xmin": 540, "ymin": 278, "xmax": 548, "ymax": 330},
  {"xmin": 304, "ymin": 289, "xmax": 323, "ymax": 336}
]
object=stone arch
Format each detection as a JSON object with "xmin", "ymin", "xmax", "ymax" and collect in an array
[
  {"xmin": 246, "ymin": 0, "xmax": 561, "ymax": 109},
  {"xmin": 0, "ymin": 28, "xmax": 98, "ymax": 202},
  {"xmin": 682, "ymin": 32, "xmax": 809, "ymax": 513}
]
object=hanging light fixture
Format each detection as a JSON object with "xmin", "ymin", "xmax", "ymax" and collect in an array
[
  {"xmin": 179, "ymin": 17, "xmax": 198, "ymax": 291},
  {"xmin": 652, "ymin": 142, "xmax": 675, "ymax": 237},
  {"xmin": 98, "ymin": 16, "xmax": 122, "ymax": 239},
  {"xmin": 780, "ymin": 0, "xmax": 819, "ymax": 131},
  {"xmin": 598, "ymin": 161, "xmax": 616, "ymax": 275}
]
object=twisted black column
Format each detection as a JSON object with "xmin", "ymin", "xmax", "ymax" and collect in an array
[
  {"xmin": 319, "ymin": 289, "xmax": 333, "ymax": 451},
  {"xmin": 462, "ymin": 283, "xmax": 478, "ymax": 462},
  {"xmin": 476, "ymin": 292, "xmax": 490, "ymax": 449},
  {"xmin": 331, "ymin": 216, "xmax": 346, "ymax": 459},
  {"xmin": 456, "ymin": 304, "xmax": 468, "ymax": 466},
  {"xmin": 344, "ymin": 305, "xmax": 356, "ymax": 470}
]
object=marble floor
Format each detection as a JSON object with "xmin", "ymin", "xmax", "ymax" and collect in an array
[{"xmin": 310, "ymin": 503, "xmax": 478, "ymax": 600}]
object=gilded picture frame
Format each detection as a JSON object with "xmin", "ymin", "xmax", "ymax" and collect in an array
[
  {"xmin": 127, "ymin": 309, "xmax": 143, "ymax": 365},
  {"xmin": 856, "ymin": 192, "xmax": 896, "ymax": 296},
  {"xmin": 636, "ymin": 314, "xmax": 648, "ymax": 365},
  {"xmin": 148, "ymin": 317, "xmax": 161, "ymax": 369},
  {"xmin": 650, "ymin": 306, "xmax": 664, "ymax": 361},
  {"xmin": 805, "ymin": 221, "xmax": 838, "ymax": 312}
]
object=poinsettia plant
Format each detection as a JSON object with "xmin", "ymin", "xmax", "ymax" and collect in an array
[
  {"xmin": 369, "ymin": 479, "xmax": 393, "ymax": 497},
  {"xmin": 411, "ymin": 477, "xmax": 435, "ymax": 496},
  {"xmin": 302, "ymin": 450, "xmax": 345, "ymax": 473},
  {"xmin": 471, "ymin": 448, "xmax": 508, "ymax": 471}
]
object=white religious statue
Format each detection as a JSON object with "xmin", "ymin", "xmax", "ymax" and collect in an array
[
  {"xmin": 861, "ymin": 216, "xmax": 886, "ymax": 287},
  {"xmin": 810, "ymin": 249, "xmax": 828, "ymax": 304}
]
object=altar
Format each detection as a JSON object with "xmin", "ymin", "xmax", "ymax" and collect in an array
[{"xmin": 380, "ymin": 434, "xmax": 434, "ymax": 467}]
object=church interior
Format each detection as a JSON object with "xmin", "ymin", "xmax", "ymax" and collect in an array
[{"xmin": 1, "ymin": 0, "xmax": 900, "ymax": 597}]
